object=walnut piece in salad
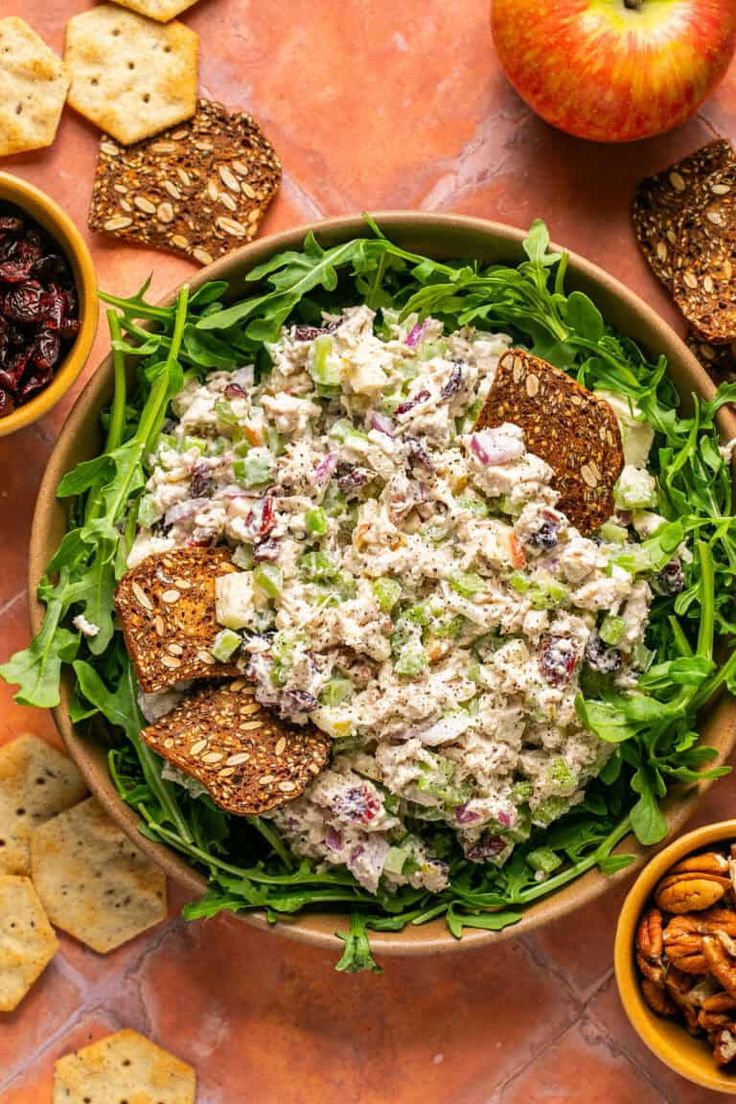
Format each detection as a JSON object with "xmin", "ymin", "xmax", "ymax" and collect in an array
[{"xmin": 128, "ymin": 306, "xmax": 677, "ymax": 898}]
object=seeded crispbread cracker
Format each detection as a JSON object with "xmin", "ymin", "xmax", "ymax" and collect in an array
[
  {"xmin": 142, "ymin": 682, "xmax": 331, "ymax": 816},
  {"xmin": 109, "ymin": 0, "xmax": 201, "ymax": 22},
  {"xmin": 0, "ymin": 18, "xmax": 70, "ymax": 157},
  {"xmin": 475, "ymin": 349, "xmax": 624, "ymax": 534},
  {"xmin": 88, "ymin": 98, "xmax": 281, "ymax": 265},
  {"xmin": 53, "ymin": 1029, "xmax": 196, "ymax": 1104},
  {"xmin": 632, "ymin": 140, "xmax": 735, "ymax": 289},
  {"xmin": 0, "ymin": 875, "xmax": 57, "ymax": 1012},
  {"xmin": 687, "ymin": 329, "xmax": 736, "ymax": 382},
  {"xmin": 115, "ymin": 546, "xmax": 245, "ymax": 693},
  {"xmin": 31, "ymin": 796, "xmax": 167, "ymax": 954},
  {"xmin": 0, "ymin": 734, "xmax": 87, "ymax": 876},
  {"xmin": 671, "ymin": 162, "xmax": 736, "ymax": 343},
  {"xmin": 64, "ymin": 5, "xmax": 198, "ymax": 146}
]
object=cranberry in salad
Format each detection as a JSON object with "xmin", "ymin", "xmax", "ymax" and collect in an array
[{"xmin": 0, "ymin": 202, "xmax": 80, "ymax": 418}]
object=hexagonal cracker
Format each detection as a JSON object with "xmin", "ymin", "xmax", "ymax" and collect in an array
[
  {"xmin": 0, "ymin": 18, "xmax": 70, "ymax": 157},
  {"xmin": 64, "ymin": 4, "xmax": 198, "ymax": 146},
  {"xmin": 31, "ymin": 797, "xmax": 167, "ymax": 954},
  {"xmin": 53, "ymin": 1028, "xmax": 196, "ymax": 1103},
  {"xmin": 110, "ymin": 0, "xmax": 202, "ymax": 21},
  {"xmin": 0, "ymin": 875, "xmax": 58, "ymax": 1012},
  {"xmin": 0, "ymin": 734, "xmax": 87, "ymax": 877}
]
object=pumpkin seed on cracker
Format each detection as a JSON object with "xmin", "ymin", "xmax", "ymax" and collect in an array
[
  {"xmin": 89, "ymin": 98, "xmax": 281, "ymax": 265},
  {"xmin": 142, "ymin": 682, "xmax": 331, "ymax": 816},
  {"xmin": 0, "ymin": 875, "xmax": 57, "ymax": 1012},
  {"xmin": 0, "ymin": 734, "xmax": 87, "ymax": 876},
  {"xmin": 474, "ymin": 349, "xmax": 624, "ymax": 534},
  {"xmin": 31, "ymin": 796, "xmax": 167, "ymax": 954},
  {"xmin": 53, "ymin": 1028, "xmax": 196, "ymax": 1104},
  {"xmin": 65, "ymin": 5, "xmax": 198, "ymax": 146},
  {"xmin": 115, "ymin": 546, "xmax": 244, "ymax": 693},
  {"xmin": 632, "ymin": 140, "xmax": 735, "ymax": 290}
]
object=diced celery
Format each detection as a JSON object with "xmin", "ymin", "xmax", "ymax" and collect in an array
[
  {"xmin": 433, "ymin": 613, "xmax": 466, "ymax": 640},
  {"xmin": 511, "ymin": 781, "xmax": 534, "ymax": 803},
  {"xmin": 211, "ymin": 628, "xmax": 242, "ymax": 662},
  {"xmin": 270, "ymin": 631, "xmax": 295, "ymax": 686},
  {"xmin": 137, "ymin": 495, "xmax": 159, "ymax": 528},
  {"xmin": 599, "ymin": 614, "xmax": 626, "ymax": 646},
  {"xmin": 300, "ymin": 551, "xmax": 338, "ymax": 582},
  {"xmin": 157, "ymin": 433, "xmax": 176, "ymax": 451},
  {"xmin": 633, "ymin": 642, "xmax": 655, "ymax": 671},
  {"xmin": 337, "ymin": 571, "xmax": 357, "ymax": 600},
  {"xmin": 308, "ymin": 335, "xmax": 342, "ymax": 386},
  {"xmin": 181, "ymin": 435, "xmax": 207, "ymax": 453},
  {"xmin": 509, "ymin": 571, "xmax": 532, "ymax": 594},
  {"xmin": 372, "ymin": 577, "xmax": 402, "ymax": 612},
  {"xmin": 403, "ymin": 602, "xmax": 431, "ymax": 627},
  {"xmin": 232, "ymin": 545, "xmax": 254, "ymax": 570},
  {"xmin": 532, "ymin": 795, "xmax": 570, "ymax": 827},
  {"xmin": 328, "ymin": 418, "xmax": 368, "ymax": 444},
  {"xmin": 319, "ymin": 676, "xmax": 354, "ymax": 707},
  {"xmin": 215, "ymin": 400, "xmax": 239, "ymax": 426},
  {"xmin": 531, "ymin": 578, "xmax": 569, "ymax": 610},
  {"xmin": 305, "ymin": 507, "xmax": 328, "ymax": 537},
  {"xmin": 457, "ymin": 494, "xmax": 489, "ymax": 518},
  {"xmin": 322, "ymin": 484, "xmax": 345, "ymax": 517},
  {"xmin": 264, "ymin": 426, "xmax": 284, "ymax": 457},
  {"xmin": 527, "ymin": 847, "xmax": 563, "ymax": 875},
  {"xmin": 548, "ymin": 758, "xmax": 574, "ymax": 790},
  {"xmin": 600, "ymin": 520, "xmax": 628, "ymax": 545},
  {"xmin": 383, "ymin": 847, "xmax": 409, "ymax": 876},
  {"xmin": 397, "ymin": 359, "xmax": 419, "ymax": 381},
  {"xmin": 395, "ymin": 641, "xmax": 428, "ymax": 677},
  {"xmin": 233, "ymin": 449, "xmax": 273, "ymax": 487},
  {"xmin": 449, "ymin": 571, "xmax": 486, "ymax": 598},
  {"xmin": 418, "ymin": 339, "xmax": 448, "ymax": 361},
  {"xmin": 253, "ymin": 563, "xmax": 282, "ymax": 599},
  {"xmin": 233, "ymin": 440, "xmax": 251, "ymax": 457}
]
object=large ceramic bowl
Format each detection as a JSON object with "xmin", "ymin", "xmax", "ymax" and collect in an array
[
  {"xmin": 0, "ymin": 172, "xmax": 97, "ymax": 437},
  {"xmin": 29, "ymin": 213, "xmax": 736, "ymax": 956}
]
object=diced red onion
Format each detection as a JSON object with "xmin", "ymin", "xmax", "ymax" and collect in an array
[
  {"xmin": 369, "ymin": 411, "xmax": 395, "ymax": 436},
  {"xmin": 455, "ymin": 802, "xmax": 482, "ymax": 825},
  {"xmin": 395, "ymin": 389, "xmax": 430, "ymax": 417},
  {"xmin": 405, "ymin": 320, "xmax": 428, "ymax": 348},
  {"xmin": 164, "ymin": 498, "xmax": 209, "ymax": 527},
  {"xmin": 325, "ymin": 827, "xmax": 343, "ymax": 852},
  {"xmin": 314, "ymin": 452, "xmax": 338, "ymax": 483},
  {"xmin": 470, "ymin": 431, "xmax": 523, "ymax": 466}
]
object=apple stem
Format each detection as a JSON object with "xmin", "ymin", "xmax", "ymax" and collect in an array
[{"xmin": 623, "ymin": 0, "xmax": 644, "ymax": 8}]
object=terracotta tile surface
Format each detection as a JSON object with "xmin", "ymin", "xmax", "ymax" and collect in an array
[{"xmin": 0, "ymin": 1, "xmax": 735, "ymax": 1101}]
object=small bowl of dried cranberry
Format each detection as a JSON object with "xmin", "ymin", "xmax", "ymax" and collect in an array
[{"xmin": 0, "ymin": 172, "xmax": 97, "ymax": 436}]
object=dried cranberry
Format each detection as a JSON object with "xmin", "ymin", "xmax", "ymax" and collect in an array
[
  {"xmin": 333, "ymin": 785, "xmax": 381, "ymax": 826},
  {"xmin": 31, "ymin": 331, "xmax": 60, "ymax": 371},
  {"xmin": 278, "ymin": 689, "xmax": 318, "ymax": 716},
  {"xmin": 0, "ymin": 349, "xmax": 31, "ymax": 394},
  {"xmin": 40, "ymin": 285, "xmax": 67, "ymax": 330},
  {"xmin": 655, "ymin": 560, "xmax": 685, "ymax": 595},
  {"xmin": 440, "ymin": 362, "xmax": 463, "ymax": 401},
  {"xmin": 539, "ymin": 635, "xmax": 578, "ymax": 686},
  {"xmin": 19, "ymin": 369, "xmax": 51, "ymax": 401},
  {"xmin": 585, "ymin": 635, "xmax": 623, "ymax": 674},
  {"xmin": 0, "ymin": 217, "xmax": 23, "ymax": 235},
  {"xmin": 526, "ymin": 514, "xmax": 561, "ymax": 551},
  {"xmin": 0, "ymin": 388, "xmax": 14, "ymax": 416},
  {"xmin": 32, "ymin": 253, "xmax": 67, "ymax": 281},
  {"xmin": 189, "ymin": 464, "xmax": 214, "ymax": 498},
  {"xmin": 258, "ymin": 496, "xmax": 276, "ymax": 537},
  {"xmin": 395, "ymin": 389, "xmax": 431, "ymax": 416},
  {"xmin": 336, "ymin": 461, "xmax": 370, "ymax": 494},
  {"xmin": 224, "ymin": 382, "xmax": 248, "ymax": 400},
  {"xmin": 0, "ymin": 259, "xmax": 32, "ymax": 284},
  {"xmin": 253, "ymin": 538, "xmax": 280, "ymax": 562},
  {"xmin": 5, "ymin": 281, "xmax": 44, "ymax": 324},
  {"xmin": 465, "ymin": 833, "xmax": 508, "ymax": 863}
]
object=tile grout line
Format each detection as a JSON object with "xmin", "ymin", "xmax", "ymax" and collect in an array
[{"xmin": 586, "ymin": 995, "xmax": 675, "ymax": 1103}]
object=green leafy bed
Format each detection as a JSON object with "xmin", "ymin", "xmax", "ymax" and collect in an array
[{"xmin": 3, "ymin": 219, "xmax": 735, "ymax": 973}]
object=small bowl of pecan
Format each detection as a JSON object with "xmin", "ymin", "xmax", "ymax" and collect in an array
[
  {"xmin": 616, "ymin": 820, "xmax": 736, "ymax": 1093},
  {"xmin": 0, "ymin": 172, "xmax": 97, "ymax": 436}
]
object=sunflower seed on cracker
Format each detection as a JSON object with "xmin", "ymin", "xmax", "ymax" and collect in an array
[
  {"xmin": 54, "ymin": 1029, "xmax": 196, "ymax": 1104},
  {"xmin": 474, "ymin": 349, "xmax": 624, "ymax": 534},
  {"xmin": 89, "ymin": 98, "xmax": 281, "ymax": 264},
  {"xmin": 0, "ymin": 734, "xmax": 87, "ymax": 876},
  {"xmin": 31, "ymin": 797, "xmax": 167, "ymax": 954},
  {"xmin": 115, "ymin": 546, "xmax": 243, "ymax": 693},
  {"xmin": 0, "ymin": 875, "xmax": 57, "ymax": 1012},
  {"xmin": 0, "ymin": 18, "xmax": 70, "ymax": 157},
  {"xmin": 65, "ymin": 5, "xmax": 198, "ymax": 146},
  {"xmin": 632, "ymin": 140, "xmax": 735, "ymax": 289},
  {"xmin": 142, "ymin": 683, "xmax": 331, "ymax": 816},
  {"xmin": 687, "ymin": 329, "xmax": 736, "ymax": 383}
]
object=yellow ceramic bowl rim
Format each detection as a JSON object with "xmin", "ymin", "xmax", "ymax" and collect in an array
[
  {"xmin": 0, "ymin": 172, "xmax": 97, "ymax": 437},
  {"xmin": 615, "ymin": 818, "xmax": 736, "ymax": 1094}
]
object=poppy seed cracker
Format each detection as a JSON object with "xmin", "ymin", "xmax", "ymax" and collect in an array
[
  {"xmin": 115, "ymin": 546, "xmax": 244, "ymax": 693},
  {"xmin": 632, "ymin": 140, "xmax": 735, "ymax": 290},
  {"xmin": 475, "ymin": 349, "xmax": 624, "ymax": 534},
  {"xmin": 54, "ymin": 1029, "xmax": 196, "ymax": 1104},
  {"xmin": 142, "ymin": 682, "xmax": 331, "ymax": 816},
  {"xmin": 89, "ymin": 98, "xmax": 281, "ymax": 266}
]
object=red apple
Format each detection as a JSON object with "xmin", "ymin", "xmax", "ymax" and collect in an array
[{"xmin": 491, "ymin": 0, "xmax": 736, "ymax": 142}]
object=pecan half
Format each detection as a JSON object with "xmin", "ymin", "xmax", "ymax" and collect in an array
[
  {"xmin": 712, "ymin": 1026, "xmax": 736, "ymax": 1067},
  {"xmin": 704, "ymin": 935, "xmax": 736, "ymax": 997},
  {"xmin": 664, "ymin": 967, "xmax": 702, "ymax": 1034},
  {"xmin": 654, "ymin": 871, "xmax": 731, "ymax": 914},
  {"xmin": 703, "ymin": 990, "xmax": 736, "ymax": 1014},
  {"xmin": 669, "ymin": 851, "xmax": 730, "ymax": 878},
  {"xmin": 641, "ymin": 977, "xmax": 677, "ymax": 1017},
  {"xmin": 636, "ymin": 907, "xmax": 665, "ymax": 984},
  {"xmin": 664, "ymin": 909, "xmax": 736, "ymax": 973}
]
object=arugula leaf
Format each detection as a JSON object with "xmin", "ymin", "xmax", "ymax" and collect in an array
[{"xmin": 336, "ymin": 912, "xmax": 383, "ymax": 974}]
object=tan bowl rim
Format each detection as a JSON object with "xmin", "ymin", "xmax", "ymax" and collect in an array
[
  {"xmin": 614, "ymin": 818, "xmax": 736, "ymax": 1093},
  {"xmin": 29, "ymin": 210, "xmax": 736, "ymax": 956},
  {"xmin": 0, "ymin": 171, "xmax": 98, "ymax": 437}
]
